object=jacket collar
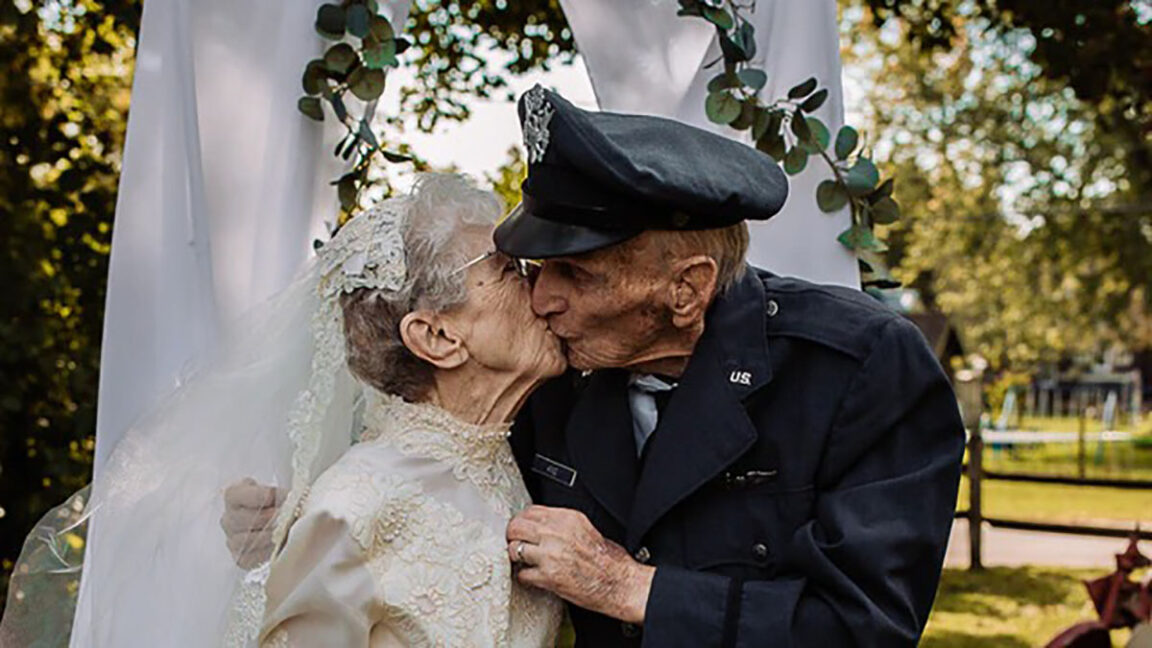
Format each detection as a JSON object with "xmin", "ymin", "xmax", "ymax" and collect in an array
[{"xmin": 625, "ymin": 268, "xmax": 773, "ymax": 546}]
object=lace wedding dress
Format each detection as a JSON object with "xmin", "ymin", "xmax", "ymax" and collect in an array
[{"xmin": 259, "ymin": 389, "xmax": 563, "ymax": 647}]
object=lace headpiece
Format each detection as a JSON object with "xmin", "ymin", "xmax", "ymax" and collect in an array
[{"xmin": 317, "ymin": 198, "xmax": 410, "ymax": 298}]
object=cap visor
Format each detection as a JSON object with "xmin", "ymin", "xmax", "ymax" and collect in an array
[{"xmin": 494, "ymin": 203, "xmax": 639, "ymax": 259}]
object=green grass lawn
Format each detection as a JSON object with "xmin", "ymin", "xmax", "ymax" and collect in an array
[
  {"xmin": 957, "ymin": 476, "xmax": 1152, "ymax": 527},
  {"xmin": 982, "ymin": 435, "xmax": 1152, "ymax": 481},
  {"xmin": 554, "ymin": 567, "xmax": 1140, "ymax": 647},
  {"xmin": 923, "ymin": 566, "xmax": 1141, "ymax": 648}
]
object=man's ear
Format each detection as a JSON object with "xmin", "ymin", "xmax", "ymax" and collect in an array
[
  {"xmin": 399, "ymin": 310, "xmax": 469, "ymax": 370},
  {"xmin": 669, "ymin": 255, "xmax": 719, "ymax": 329}
]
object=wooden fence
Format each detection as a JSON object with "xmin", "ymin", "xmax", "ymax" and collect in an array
[{"xmin": 956, "ymin": 424, "xmax": 1152, "ymax": 570}]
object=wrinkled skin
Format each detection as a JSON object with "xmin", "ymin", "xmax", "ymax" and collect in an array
[{"xmin": 506, "ymin": 506, "xmax": 652, "ymax": 623}]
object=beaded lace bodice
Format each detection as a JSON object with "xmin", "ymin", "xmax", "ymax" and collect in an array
[{"xmin": 259, "ymin": 391, "xmax": 562, "ymax": 647}]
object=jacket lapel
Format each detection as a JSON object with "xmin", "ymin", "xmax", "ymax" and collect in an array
[
  {"xmin": 626, "ymin": 269, "xmax": 774, "ymax": 548},
  {"xmin": 566, "ymin": 369, "xmax": 639, "ymax": 526}
]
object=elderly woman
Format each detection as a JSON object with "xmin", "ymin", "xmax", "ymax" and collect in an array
[
  {"xmin": 257, "ymin": 173, "xmax": 566, "ymax": 647},
  {"xmin": 1, "ymin": 173, "xmax": 563, "ymax": 648}
]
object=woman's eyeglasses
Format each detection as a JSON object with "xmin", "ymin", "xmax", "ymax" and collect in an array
[{"xmin": 454, "ymin": 250, "xmax": 541, "ymax": 281}]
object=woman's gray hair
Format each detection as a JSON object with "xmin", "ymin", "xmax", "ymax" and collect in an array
[{"xmin": 341, "ymin": 173, "xmax": 503, "ymax": 401}]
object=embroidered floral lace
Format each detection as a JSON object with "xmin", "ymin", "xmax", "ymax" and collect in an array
[{"xmin": 258, "ymin": 392, "xmax": 563, "ymax": 647}]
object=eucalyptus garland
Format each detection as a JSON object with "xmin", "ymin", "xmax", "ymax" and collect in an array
[
  {"xmin": 678, "ymin": 0, "xmax": 901, "ymax": 289},
  {"xmin": 299, "ymin": 1, "xmax": 901, "ymax": 288},
  {"xmin": 297, "ymin": 0, "xmax": 412, "ymax": 218}
]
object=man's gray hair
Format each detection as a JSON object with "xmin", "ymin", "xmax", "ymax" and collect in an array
[{"xmin": 341, "ymin": 173, "xmax": 503, "ymax": 401}]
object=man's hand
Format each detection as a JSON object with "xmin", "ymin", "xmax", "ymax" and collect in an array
[
  {"xmin": 506, "ymin": 505, "xmax": 655, "ymax": 624},
  {"xmin": 220, "ymin": 478, "xmax": 282, "ymax": 569}
]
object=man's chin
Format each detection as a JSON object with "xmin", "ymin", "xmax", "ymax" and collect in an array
[{"xmin": 563, "ymin": 344, "xmax": 605, "ymax": 372}]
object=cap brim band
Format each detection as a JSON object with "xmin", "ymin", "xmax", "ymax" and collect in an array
[{"xmin": 494, "ymin": 203, "xmax": 640, "ymax": 259}]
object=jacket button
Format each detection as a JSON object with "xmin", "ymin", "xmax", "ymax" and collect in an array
[
  {"xmin": 621, "ymin": 622, "xmax": 641, "ymax": 638},
  {"xmin": 766, "ymin": 299, "xmax": 779, "ymax": 317},
  {"xmin": 634, "ymin": 546, "xmax": 651, "ymax": 563},
  {"xmin": 752, "ymin": 542, "xmax": 770, "ymax": 561}
]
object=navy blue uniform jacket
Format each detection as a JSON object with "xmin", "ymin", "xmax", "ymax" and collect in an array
[{"xmin": 510, "ymin": 268, "xmax": 965, "ymax": 647}]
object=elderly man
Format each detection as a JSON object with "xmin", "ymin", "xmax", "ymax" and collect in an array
[
  {"xmin": 224, "ymin": 86, "xmax": 963, "ymax": 646},
  {"xmin": 492, "ymin": 86, "xmax": 964, "ymax": 646}
]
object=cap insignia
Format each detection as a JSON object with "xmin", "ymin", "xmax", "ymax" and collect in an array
[{"xmin": 522, "ymin": 86, "xmax": 555, "ymax": 164}]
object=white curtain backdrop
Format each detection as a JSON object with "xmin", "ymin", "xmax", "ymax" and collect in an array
[
  {"xmin": 93, "ymin": 0, "xmax": 411, "ymax": 473},
  {"xmin": 559, "ymin": 0, "xmax": 859, "ymax": 288},
  {"xmin": 94, "ymin": 0, "xmax": 845, "ymax": 476}
]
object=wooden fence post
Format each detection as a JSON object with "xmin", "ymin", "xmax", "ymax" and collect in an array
[
  {"xmin": 968, "ymin": 419, "xmax": 984, "ymax": 571},
  {"xmin": 1078, "ymin": 406, "xmax": 1087, "ymax": 480}
]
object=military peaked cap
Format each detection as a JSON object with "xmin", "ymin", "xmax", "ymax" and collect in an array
[{"xmin": 493, "ymin": 85, "xmax": 789, "ymax": 258}]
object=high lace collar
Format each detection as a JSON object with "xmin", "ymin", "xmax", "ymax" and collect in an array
[{"xmin": 360, "ymin": 390, "xmax": 513, "ymax": 456}]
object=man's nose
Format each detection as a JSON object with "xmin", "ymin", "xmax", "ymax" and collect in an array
[{"xmin": 530, "ymin": 269, "xmax": 568, "ymax": 318}]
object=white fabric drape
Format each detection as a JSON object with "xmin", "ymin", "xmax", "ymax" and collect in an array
[
  {"xmin": 94, "ymin": 0, "xmax": 411, "ymax": 474},
  {"xmin": 559, "ymin": 0, "xmax": 859, "ymax": 287}
]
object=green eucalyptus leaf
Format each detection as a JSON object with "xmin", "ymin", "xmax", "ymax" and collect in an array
[
  {"xmin": 337, "ymin": 176, "xmax": 358, "ymax": 211},
  {"xmin": 834, "ymin": 125, "xmax": 859, "ymax": 160},
  {"xmin": 369, "ymin": 14, "xmax": 394, "ymax": 40},
  {"xmin": 730, "ymin": 101, "xmax": 756, "ymax": 131},
  {"xmin": 717, "ymin": 33, "xmax": 748, "ymax": 63},
  {"xmin": 737, "ymin": 21, "xmax": 756, "ymax": 59},
  {"xmin": 365, "ymin": 0, "xmax": 378, "ymax": 13},
  {"xmin": 706, "ymin": 72, "xmax": 739, "ymax": 93},
  {"xmin": 346, "ymin": 4, "xmax": 369, "ymax": 38},
  {"xmin": 302, "ymin": 60, "xmax": 327, "ymax": 96},
  {"xmin": 364, "ymin": 39, "xmax": 397, "ymax": 69},
  {"xmin": 799, "ymin": 116, "xmax": 830, "ymax": 153},
  {"xmin": 705, "ymin": 91, "xmax": 741, "ymax": 125},
  {"xmin": 297, "ymin": 96, "xmax": 324, "ymax": 121},
  {"xmin": 395, "ymin": 37, "xmax": 412, "ymax": 54},
  {"xmin": 349, "ymin": 67, "xmax": 386, "ymax": 101},
  {"xmin": 752, "ymin": 107, "xmax": 774, "ymax": 141},
  {"xmin": 787, "ymin": 76, "xmax": 818, "ymax": 99},
  {"xmin": 324, "ymin": 43, "xmax": 358, "ymax": 75},
  {"xmin": 844, "ymin": 157, "xmax": 880, "ymax": 196},
  {"xmin": 800, "ymin": 88, "xmax": 828, "ymax": 113},
  {"xmin": 873, "ymin": 177, "xmax": 895, "ymax": 200},
  {"xmin": 790, "ymin": 109, "xmax": 811, "ymax": 142},
  {"xmin": 756, "ymin": 129, "xmax": 786, "ymax": 161},
  {"xmin": 315, "ymin": 4, "xmax": 345, "ymax": 39},
  {"xmin": 737, "ymin": 68, "xmax": 767, "ymax": 91},
  {"xmin": 871, "ymin": 196, "xmax": 901, "ymax": 224},
  {"xmin": 783, "ymin": 147, "xmax": 808, "ymax": 175},
  {"xmin": 381, "ymin": 150, "xmax": 413, "ymax": 163},
  {"xmin": 837, "ymin": 225, "xmax": 887, "ymax": 252},
  {"xmin": 701, "ymin": 5, "xmax": 733, "ymax": 30},
  {"xmin": 816, "ymin": 179, "xmax": 849, "ymax": 212}
]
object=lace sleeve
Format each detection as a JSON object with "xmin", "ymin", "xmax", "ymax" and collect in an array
[{"xmin": 259, "ymin": 506, "xmax": 377, "ymax": 647}]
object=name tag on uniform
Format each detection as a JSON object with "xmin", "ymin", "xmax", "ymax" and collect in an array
[
  {"xmin": 722, "ymin": 469, "xmax": 778, "ymax": 490},
  {"xmin": 532, "ymin": 454, "xmax": 578, "ymax": 488}
]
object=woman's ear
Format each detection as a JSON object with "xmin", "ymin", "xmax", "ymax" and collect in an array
[
  {"xmin": 399, "ymin": 310, "xmax": 469, "ymax": 370},
  {"xmin": 668, "ymin": 255, "xmax": 719, "ymax": 329}
]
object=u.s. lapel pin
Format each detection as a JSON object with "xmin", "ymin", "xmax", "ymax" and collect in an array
[{"xmin": 729, "ymin": 370, "xmax": 752, "ymax": 386}]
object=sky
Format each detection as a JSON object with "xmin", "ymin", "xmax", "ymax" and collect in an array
[
  {"xmin": 379, "ymin": 57, "xmax": 599, "ymax": 180},
  {"xmin": 381, "ymin": 51, "xmax": 866, "ymax": 182}
]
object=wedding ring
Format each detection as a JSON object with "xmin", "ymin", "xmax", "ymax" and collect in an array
[{"xmin": 515, "ymin": 541, "xmax": 526, "ymax": 563}]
